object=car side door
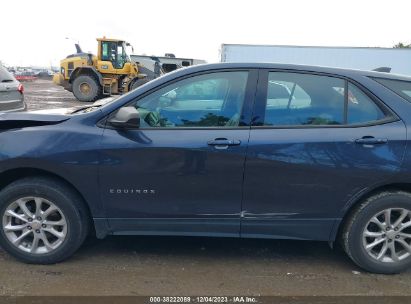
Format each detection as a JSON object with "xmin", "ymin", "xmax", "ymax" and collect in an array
[
  {"xmin": 241, "ymin": 70, "xmax": 406, "ymax": 241},
  {"xmin": 99, "ymin": 69, "xmax": 257, "ymax": 236}
]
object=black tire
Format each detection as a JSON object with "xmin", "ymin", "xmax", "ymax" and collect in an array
[
  {"xmin": 72, "ymin": 75, "xmax": 101, "ymax": 102},
  {"xmin": 130, "ymin": 78, "xmax": 149, "ymax": 91},
  {"xmin": 0, "ymin": 177, "xmax": 89, "ymax": 264},
  {"xmin": 342, "ymin": 191, "xmax": 411, "ymax": 274}
]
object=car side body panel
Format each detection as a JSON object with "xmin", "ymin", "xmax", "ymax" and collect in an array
[
  {"xmin": 0, "ymin": 116, "xmax": 104, "ymax": 217},
  {"xmin": 99, "ymin": 128, "xmax": 250, "ymax": 236},
  {"xmin": 241, "ymin": 121, "xmax": 407, "ymax": 241},
  {"xmin": 241, "ymin": 69, "xmax": 408, "ymax": 241},
  {"xmin": 0, "ymin": 63, "xmax": 410, "ymax": 242},
  {"xmin": 98, "ymin": 69, "xmax": 259, "ymax": 236}
]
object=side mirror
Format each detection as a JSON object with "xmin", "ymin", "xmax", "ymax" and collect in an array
[{"xmin": 108, "ymin": 107, "xmax": 140, "ymax": 129}]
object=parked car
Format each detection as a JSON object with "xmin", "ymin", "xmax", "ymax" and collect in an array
[
  {"xmin": 0, "ymin": 65, "xmax": 25, "ymax": 112},
  {"xmin": 1, "ymin": 63, "xmax": 411, "ymax": 274}
]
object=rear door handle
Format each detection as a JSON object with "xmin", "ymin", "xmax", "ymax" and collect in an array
[
  {"xmin": 207, "ymin": 138, "xmax": 241, "ymax": 149},
  {"xmin": 354, "ymin": 136, "xmax": 388, "ymax": 145}
]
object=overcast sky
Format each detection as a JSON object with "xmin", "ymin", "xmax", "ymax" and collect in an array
[{"xmin": 1, "ymin": 0, "xmax": 411, "ymax": 67}]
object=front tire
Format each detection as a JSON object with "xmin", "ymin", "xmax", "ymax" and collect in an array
[
  {"xmin": 0, "ymin": 177, "xmax": 89, "ymax": 264},
  {"xmin": 342, "ymin": 191, "xmax": 411, "ymax": 274},
  {"xmin": 72, "ymin": 75, "xmax": 101, "ymax": 102}
]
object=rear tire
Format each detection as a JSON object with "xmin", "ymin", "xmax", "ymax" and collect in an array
[
  {"xmin": 0, "ymin": 177, "xmax": 89, "ymax": 264},
  {"xmin": 342, "ymin": 191, "xmax": 411, "ymax": 274},
  {"xmin": 72, "ymin": 75, "xmax": 101, "ymax": 102}
]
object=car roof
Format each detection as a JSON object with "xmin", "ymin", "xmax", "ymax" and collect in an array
[{"xmin": 177, "ymin": 62, "xmax": 411, "ymax": 82}]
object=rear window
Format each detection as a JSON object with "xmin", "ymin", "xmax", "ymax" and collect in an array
[
  {"xmin": 0, "ymin": 66, "xmax": 15, "ymax": 82},
  {"xmin": 373, "ymin": 77, "xmax": 411, "ymax": 103}
]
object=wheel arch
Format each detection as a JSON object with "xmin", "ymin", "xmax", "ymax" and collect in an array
[
  {"xmin": 69, "ymin": 67, "xmax": 102, "ymax": 85},
  {"xmin": 0, "ymin": 167, "xmax": 95, "ymax": 236},
  {"xmin": 333, "ymin": 182, "xmax": 411, "ymax": 241}
]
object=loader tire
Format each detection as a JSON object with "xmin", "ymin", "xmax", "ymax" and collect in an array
[{"xmin": 72, "ymin": 75, "xmax": 101, "ymax": 102}]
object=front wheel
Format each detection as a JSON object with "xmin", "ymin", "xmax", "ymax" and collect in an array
[
  {"xmin": 342, "ymin": 191, "xmax": 411, "ymax": 274},
  {"xmin": 0, "ymin": 177, "xmax": 89, "ymax": 264},
  {"xmin": 72, "ymin": 75, "xmax": 101, "ymax": 102}
]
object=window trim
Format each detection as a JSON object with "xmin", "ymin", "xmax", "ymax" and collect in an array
[
  {"xmin": 103, "ymin": 69, "xmax": 259, "ymax": 130},
  {"xmin": 252, "ymin": 69, "xmax": 398, "ymax": 129},
  {"xmin": 343, "ymin": 80, "xmax": 348, "ymax": 124}
]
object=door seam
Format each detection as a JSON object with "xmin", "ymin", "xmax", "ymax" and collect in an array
[{"xmin": 239, "ymin": 69, "xmax": 261, "ymax": 235}]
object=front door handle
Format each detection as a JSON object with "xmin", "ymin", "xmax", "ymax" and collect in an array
[
  {"xmin": 354, "ymin": 136, "xmax": 388, "ymax": 145},
  {"xmin": 207, "ymin": 138, "xmax": 241, "ymax": 149}
]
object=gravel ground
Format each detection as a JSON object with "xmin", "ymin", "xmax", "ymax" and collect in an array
[
  {"xmin": 0, "ymin": 79, "xmax": 410, "ymax": 297},
  {"xmin": 0, "ymin": 236, "xmax": 410, "ymax": 297},
  {"xmin": 23, "ymin": 78, "xmax": 87, "ymax": 111}
]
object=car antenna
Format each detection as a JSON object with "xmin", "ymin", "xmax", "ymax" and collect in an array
[{"xmin": 373, "ymin": 67, "xmax": 391, "ymax": 73}]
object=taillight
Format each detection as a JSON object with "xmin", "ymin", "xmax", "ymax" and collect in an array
[{"xmin": 18, "ymin": 83, "xmax": 24, "ymax": 94}]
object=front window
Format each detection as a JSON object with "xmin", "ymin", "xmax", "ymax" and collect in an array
[{"xmin": 129, "ymin": 71, "xmax": 249, "ymax": 128}]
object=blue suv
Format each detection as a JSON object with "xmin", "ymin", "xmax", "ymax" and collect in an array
[{"xmin": 1, "ymin": 63, "xmax": 411, "ymax": 274}]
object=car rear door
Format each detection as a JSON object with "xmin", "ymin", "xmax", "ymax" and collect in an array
[
  {"xmin": 241, "ymin": 70, "xmax": 406, "ymax": 241},
  {"xmin": 99, "ymin": 69, "xmax": 257, "ymax": 236}
]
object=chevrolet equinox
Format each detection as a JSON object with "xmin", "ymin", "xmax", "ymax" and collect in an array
[{"xmin": 1, "ymin": 63, "xmax": 411, "ymax": 274}]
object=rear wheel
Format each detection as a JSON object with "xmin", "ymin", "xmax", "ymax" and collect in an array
[
  {"xmin": 72, "ymin": 75, "xmax": 101, "ymax": 102},
  {"xmin": 0, "ymin": 177, "xmax": 89, "ymax": 264},
  {"xmin": 342, "ymin": 191, "xmax": 411, "ymax": 274}
]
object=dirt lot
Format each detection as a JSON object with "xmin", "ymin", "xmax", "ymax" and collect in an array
[
  {"xmin": 23, "ymin": 78, "xmax": 84, "ymax": 111},
  {"xmin": 2, "ymin": 236, "xmax": 411, "ymax": 297},
  {"xmin": 0, "ymin": 79, "xmax": 410, "ymax": 297}
]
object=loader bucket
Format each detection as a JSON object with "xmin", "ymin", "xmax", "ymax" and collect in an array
[{"xmin": 52, "ymin": 73, "xmax": 64, "ymax": 85}]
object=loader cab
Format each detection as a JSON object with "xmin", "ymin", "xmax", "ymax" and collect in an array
[
  {"xmin": 97, "ymin": 38, "xmax": 138, "ymax": 77},
  {"xmin": 99, "ymin": 39, "xmax": 130, "ymax": 69}
]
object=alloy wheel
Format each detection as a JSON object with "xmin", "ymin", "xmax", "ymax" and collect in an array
[
  {"xmin": 2, "ymin": 197, "xmax": 67, "ymax": 254},
  {"xmin": 362, "ymin": 208, "xmax": 411, "ymax": 263}
]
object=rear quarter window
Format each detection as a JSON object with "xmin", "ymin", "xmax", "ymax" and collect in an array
[{"xmin": 372, "ymin": 77, "xmax": 411, "ymax": 103}]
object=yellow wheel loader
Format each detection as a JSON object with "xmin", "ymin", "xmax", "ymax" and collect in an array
[{"xmin": 53, "ymin": 37, "xmax": 148, "ymax": 102}]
